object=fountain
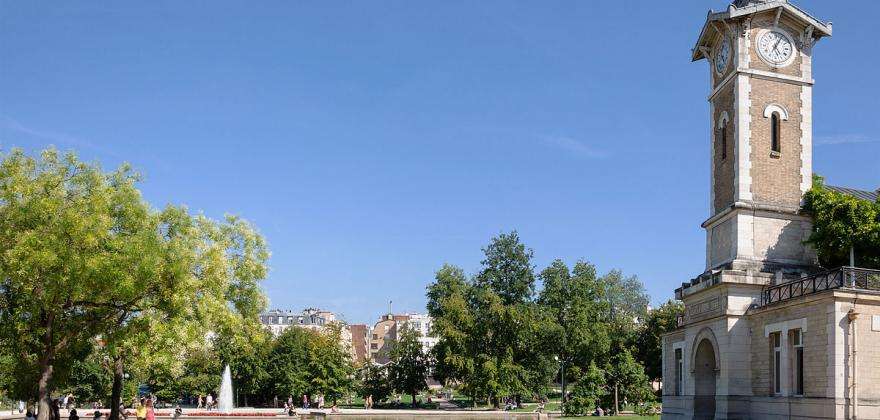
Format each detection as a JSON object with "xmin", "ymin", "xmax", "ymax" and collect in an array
[{"xmin": 218, "ymin": 365, "xmax": 234, "ymax": 413}]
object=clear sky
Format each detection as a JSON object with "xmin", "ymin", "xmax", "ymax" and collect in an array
[{"xmin": 1, "ymin": 1, "xmax": 877, "ymax": 325}]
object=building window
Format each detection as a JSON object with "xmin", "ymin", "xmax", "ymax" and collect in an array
[
  {"xmin": 770, "ymin": 112, "xmax": 781, "ymax": 154},
  {"xmin": 674, "ymin": 348, "xmax": 683, "ymax": 396},
  {"xmin": 720, "ymin": 124, "xmax": 727, "ymax": 160},
  {"xmin": 771, "ymin": 332, "xmax": 782, "ymax": 395},
  {"xmin": 791, "ymin": 329, "xmax": 804, "ymax": 396}
]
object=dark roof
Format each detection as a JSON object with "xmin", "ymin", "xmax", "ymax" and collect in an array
[{"xmin": 826, "ymin": 185, "xmax": 879, "ymax": 202}]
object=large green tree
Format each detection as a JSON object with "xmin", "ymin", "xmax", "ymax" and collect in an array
[
  {"xmin": 265, "ymin": 325, "xmax": 353, "ymax": 404},
  {"xmin": 537, "ymin": 260, "xmax": 610, "ymax": 407},
  {"xmin": 803, "ymin": 175, "xmax": 880, "ymax": 269},
  {"xmin": 0, "ymin": 149, "xmax": 270, "ymax": 420},
  {"xmin": 635, "ymin": 300, "xmax": 683, "ymax": 382},
  {"xmin": 388, "ymin": 328, "xmax": 430, "ymax": 408},
  {"xmin": 427, "ymin": 232, "xmax": 556, "ymax": 407}
]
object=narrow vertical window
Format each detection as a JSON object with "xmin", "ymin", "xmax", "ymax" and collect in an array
[
  {"xmin": 771, "ymin": 112, "xmax": 781, "ymax": 154},
  {"xmin": 792, "ymin": 329, "xmax": 804, "ymax": 396},
  {"xmin": 772, "ymin": 332, "xmax": 782, "ymax": 395},
  {"xmin": 674, "ymin": 348, "xmax": 683, "ymax": 396},
  {"xmin": 720, "ymin": 124, "xmax": 727, "ymax": 160}
]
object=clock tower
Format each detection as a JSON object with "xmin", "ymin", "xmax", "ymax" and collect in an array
[{"xmin": 692, "ymin": 0, "xmax": 831, "ymax": 277}]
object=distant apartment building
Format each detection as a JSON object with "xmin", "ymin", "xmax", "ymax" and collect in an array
[
  {"xmin": 259, "ymin": 308, "xmax": 354, "ymax": 360},
  {"xmin": 368, "ymin": 312, "xmax": 437, "ymax": 365},
  {"xmin": 348, "ymin": 324, "xmax": 370, "ymax": 364}
]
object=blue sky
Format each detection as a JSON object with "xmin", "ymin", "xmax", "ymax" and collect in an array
[{"xmin": 1, "ymin": 1, "xmax": 877, "ymax": 325}]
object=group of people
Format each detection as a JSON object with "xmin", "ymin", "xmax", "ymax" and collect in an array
[
  {"xmin": 195, "ymin": 394, "xmax": 217, "ymax": 411},
  {"xmin": 282, "ymin": 393, "xmax": 328, "ymax": 411}
]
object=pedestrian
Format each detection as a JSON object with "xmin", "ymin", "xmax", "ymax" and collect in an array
[
  {"xmin": 317, "ymin": 395, "xmax": 324, "ymax": 410},
  {"xmin": 135, "ymin": 399, "xmax": 147, "ymax": 420},
  {"xmin": 145, "ymin": 399, "xmax": 155, "ymax": 420},
  {"xmin": 69, "ymin": 408, "xmax": 79, "ymax": 420},
  {"xmin": 63, "ymin": 394, "xmax": 70, "ymax": 410},
  {"xmin": 196, "ymin": 395, "xmax": 203, "ymax": 410},
  {"xmin": 286, "ymin": 396, "xmax": 292, "ymax": 409},
  {"xmin": 301, "ymin": 394, "xmax": 308, "ymax": 410},
  {"xmin": 19, "ymin": 401, "xmax": 25, "ymax": 414},
  {"xmin": 205, "ymin": 395, "xmax": 213, "ymax": 412}
]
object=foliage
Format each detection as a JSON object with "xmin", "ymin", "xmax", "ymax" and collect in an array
[
  {"xmin": 265, "ymin": 325, "xmax": 353, "ymax": 403},
  {"xmin": 0, "ymin": 148, "xmax": 270, "ymax": 419},
  {"xmin": 802, "ymin": 175, "xmax": 880, "ymax": 269},
  {"xmin": 64, "ymin": 349, "xmax": 113, "ymax": 406},
  {"xmin": 359, "ymin": 363, "xmax": 392, "ymax": 403},
  {"xmin": 427, "ymin": 232, "xmax": 557, "ymax": 407},
  {"xmin": 387, "ymin": 328, "xmax": 430, "ymax": 407},
  {"xmin": 602, "ymin": 350, "xmax": 655, "ymax": 413},
  {"xmin": 537, "ymin": 260, "xmax": 610, "ymax": 383},
  {"xmin": 635, "ymin": 300, "xmax": 683, "ymax": 381},
  {"xmin": 564, "ymin": 362, "xmax": 606, "ymax": 416},
  {"xmin": 213, "ymin": 321, "xmax": 271, "ymax": 406}
]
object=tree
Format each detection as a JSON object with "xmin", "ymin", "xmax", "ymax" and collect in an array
[
  {"xmin": 388, "ymin": 328, "xmax": 430, "ymax": 407},
  {"xmin": 537, "ymin": 260, "xmax": 610, "ymax": 407},
  {"xmin": 214, "ymin": 322, "xmax": 271, "ymax": 407},
  {"xmin": 564, "ymin": 362, "xmax": 606, "ymax": 417},
  {"xmin": 427, "ymin": 233, "xmax": 555, "ymax": 407},
  {"xmin": 265, "ymin": 326, "xmax": 353, "ymax": 404},
  {"xmin": 635, "ymin": 300, "xmax": 683, "ymax": 382},
  {"xmin": 474, "ymin": 232, "xmax": 535, "ymax": 305},
  {"xmin": 602, "ymin": 350, "xmax": 655, "ymax": 415},
  {"xmin": 0, "ymin": 149, "xmax": 181, "ymax": 420},
  {"xmin": 0, "ymin": 149, "xmax": 270, "ymax": 420},
  {"xmin": 803, "ymin": 175, "xmax": 880, "ymax": 269},
  {"xmin": 358, "ymin": 364, "xmax": 391, "ymax": 404}
]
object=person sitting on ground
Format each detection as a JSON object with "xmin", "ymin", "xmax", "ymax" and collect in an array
[
  {"xmin": 93, "ymin": 410, "xmax": 103, "ymax": 420},
  {"xmin": 172, "ymin": 405, "xmax": 183, "ymax": 420},
  {"xmin": 69, "ymin": 408, "xmax": 80, "ymax": 420},
  {"xmin": 25, "ymin": 410, "xmax": 36, "ymax": 420},
  {"xmin": 330, "ymin": 403, "xmax": 340, "ymax": 414},
  {"xmin": 287, "ymin": 404, "xmax": 295, "ymax": 417},
  {"xmin": 533, "ymin": 400, "xmax": 545, "ymax": 414}
]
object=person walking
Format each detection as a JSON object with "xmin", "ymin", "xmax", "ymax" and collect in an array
[
  {"xmin": 197, "ymin": 395, "xmax": 203, "ymax": 410},
  {"xmin": 135, "ymin": 399, "xmax": 147, "ymax": 420},
  {"xmin": 144, "ymin": 399, "xmax": 155, "ymax": 420},
  {"xmin": 301, "ymin": 394, "xmax": 308, "ymax": 410},
  {"xmin": 205, "ymin": 394, "xmax": 213, "ymax": 412}
]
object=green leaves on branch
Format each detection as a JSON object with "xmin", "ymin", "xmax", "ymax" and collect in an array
[{"xmin": 803, "ymin": 175, "xmax": 880, "ymax": 269}]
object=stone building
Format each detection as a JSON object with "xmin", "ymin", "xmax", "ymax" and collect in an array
[
  {"xmin": 369, "ymin": 313, "xmax": 438, "ymax": 365},
  {"xmin": 259, "ymin": 308, "xmax": 355, "ymax": 360},
  {"xmin": 662, "ymin": 1, "xmax": 880, "ymax": 419}
]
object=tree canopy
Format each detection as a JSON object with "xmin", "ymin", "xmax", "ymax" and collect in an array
[{"xmin": 803, "ymin": 175, "xmax": 880, "ymax": 269}]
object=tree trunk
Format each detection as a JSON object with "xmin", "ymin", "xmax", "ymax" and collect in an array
[
  {"xmin": 109, "ymin": 355, "xmax": 124, "ymax": 420},
  {"xmin": 411, "ymin": 392, "xmax": 416, "ymax": 408},
  {"xmin": 613, "ymin": 382, "xmax": 619, "ymax": 415},
  {"xmin": 37, "ymin": 362, "xmax": 54, "ymax": 420}
]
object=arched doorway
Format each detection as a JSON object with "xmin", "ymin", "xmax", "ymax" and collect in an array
[{"xmin": 693, "ymin": 338, "xmax": 717, "ymax": 419}]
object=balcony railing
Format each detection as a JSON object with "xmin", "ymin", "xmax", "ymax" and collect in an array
[{"xmin": 761, "ymin": 266, "xmax": 880, "ymax": 307}]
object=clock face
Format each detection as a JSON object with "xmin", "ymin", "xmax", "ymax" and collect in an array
[
  {"xmin": 757, "ymin": 30, "xmax": 795, "ymax": 66},
  {"xmin": 714, "ymin": 41, "xmax": 730, "ymax": 74}
]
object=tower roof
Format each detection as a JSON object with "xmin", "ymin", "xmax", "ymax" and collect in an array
[{"xmin": 692, "ymin": 0, "xmax": 832, "ymax": 61}]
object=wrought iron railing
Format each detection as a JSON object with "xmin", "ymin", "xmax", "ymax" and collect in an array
[{"xmin": 761, "ymin": 267, "xmax": 880, "ymax": 307}]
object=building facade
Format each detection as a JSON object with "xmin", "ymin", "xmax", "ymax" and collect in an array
[
  {"xmin": 369, "ymin": 313, "xmax": 437, "ymax": 365},
  {"xmin": 259, "ymin": 308, "xmax": 355, "ymax": 360},
  {"xmin": 662, "ymin": 1, "xmax": 880, "ymax": 419}
]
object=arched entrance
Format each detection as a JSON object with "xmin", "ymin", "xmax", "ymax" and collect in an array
[{"xmin": 693, "ymin": 338, "xmax": 717, "ymax": 419}]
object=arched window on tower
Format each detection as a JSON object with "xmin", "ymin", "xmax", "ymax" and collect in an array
[
  {"xmin": 770, "ymin": 112, "xmax": 781, "ymax": 154},
  {"xmin": 720, "ymin": 123, "xmax": 727, "ymax": 160}
]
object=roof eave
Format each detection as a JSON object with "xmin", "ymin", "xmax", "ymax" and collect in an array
[{"xmin": 691, "ymin": 3, "xmax": 832, "ymax": 62}]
